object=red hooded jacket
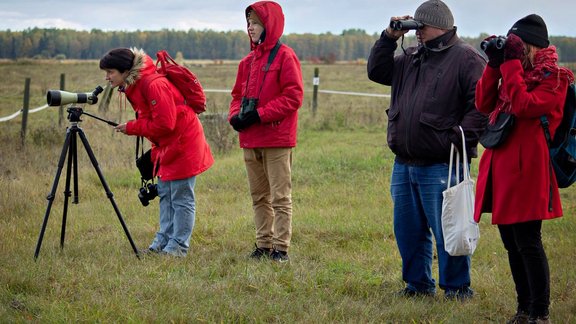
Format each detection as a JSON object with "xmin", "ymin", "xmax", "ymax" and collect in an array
[
  {"xmin": 229, "ymin": 1, "xmax": 304, "ymax": 148},
  {"xmin": 123, "ymin": 49, "xmax": 214, "ymax": 181},
  {"xmin": 474, "ymin": 47, "xmax": 573, "ymax": 225}
]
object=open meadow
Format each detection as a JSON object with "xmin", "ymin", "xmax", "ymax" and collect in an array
[{"xmin": 0, "ymin": 60, "xmax": 575, "ymax": 323}]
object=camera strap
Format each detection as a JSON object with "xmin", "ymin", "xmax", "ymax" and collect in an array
[
  {"xmin": 136, "ymin": 136, "xmax": 146, "ymax": 161},
  {"xmin": 243, "ymin": 41, "xmax": 282, "ymax": 100},
  {"xmin": 135, "ymin": 136, "xmax": 156, "ymax": 184}
]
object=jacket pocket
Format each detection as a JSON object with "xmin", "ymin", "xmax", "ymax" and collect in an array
[
  {"xmin": 420, "ymin": 112, "xmax": 457, "ymax": 130},
  {"xmin": 387, "ymin": 107, "xmax": 399, "ymax": 120},
  {"xmin": 386, "ymin": 108, "xmax": 401, "ymax": 153},
  {"xmin": 419, "ymin": 112, "xmax": 459, "ymax": 157}
]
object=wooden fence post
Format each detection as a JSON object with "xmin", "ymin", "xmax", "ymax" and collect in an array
[
  {"xmin": 20, "ymin": 78, "xmax": 31, "ymax": 146},
  {"xmin": 98, "ymin": 84, "xmax": 113, "ymax": 112},
  {"xmin": 58, "ymin": 73, "xmax": 65, "ymax": 126},
  {"xmin": 312, "ymin": 67, "xmax": 319, "ymax": 117}
]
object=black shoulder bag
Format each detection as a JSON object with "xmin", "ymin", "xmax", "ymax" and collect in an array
[
  {"xmin": 479, "ymin": 111, "xmax": 515, "ymax": 149},
  {"xmin": 135, "ymin": 136, "xmax": 154, "ymax": 181}
]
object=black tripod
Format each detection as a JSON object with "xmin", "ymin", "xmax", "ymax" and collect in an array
[{"xmin": 34, "ymin": 107, "xmax": 140, "ymax": 259}]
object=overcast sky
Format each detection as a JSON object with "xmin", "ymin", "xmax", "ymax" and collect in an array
[{"xmin": 1, "ymin": 0, "xmax": 575, "ymax": 38}]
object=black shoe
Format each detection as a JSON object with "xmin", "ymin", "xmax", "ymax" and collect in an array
[
  {"xmin": 528, "ymin": 315, "xmax": 550, "ymax": 324},
  {"xmin": 444, "ymin": 287, "xmax": 474, "ymax": 301},
  {"xmin": 248, "ymin": 244, "xmax": 272, "ymax": 260},
  {"xmin": 506, "ymin": 310, "xmax": 529, "ymax": 324},
  {"xmin": 395, "ymin": 287, "xmax": 435, "ymax": 298},
  {"xmin": 270, "ymin": 249, "xmax": 289, "ymax": 263}
]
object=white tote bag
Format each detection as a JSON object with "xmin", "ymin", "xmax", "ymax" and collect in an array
[{"xmin": 441, "ymin": 126, "xmax": 480, "ymax": 256}]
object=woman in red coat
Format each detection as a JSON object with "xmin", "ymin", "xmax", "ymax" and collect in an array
[
  {"xmin": 100, "ymin": 48, "xmax": 214, "ymax": 257},
  {"xmin": 474, "ymin": 14, "xmax": 574, "ymax": 323}
]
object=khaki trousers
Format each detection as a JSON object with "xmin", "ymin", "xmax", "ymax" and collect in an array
[{"xmin": 243, "ymin": 148, "xmax": 293, "ymax": 252}]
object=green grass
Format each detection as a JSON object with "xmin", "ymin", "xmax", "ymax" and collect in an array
[{"xmin": 1, "ymin": 61, "xmax": 575, "ymax": 323}]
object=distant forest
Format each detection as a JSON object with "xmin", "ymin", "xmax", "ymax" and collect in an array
[{"xmin": 1, "ymin": 28, "xmax": 576, "ymax": 62}]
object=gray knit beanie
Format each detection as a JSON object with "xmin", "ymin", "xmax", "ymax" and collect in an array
[{"xmin": 414, "ymin": 0, "xmax": 454, "ymax": 30}]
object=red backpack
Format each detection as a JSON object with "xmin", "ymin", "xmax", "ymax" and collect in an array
[{"xmin": 143, "ymin": 50, "xmax": 206, "ymax": 114}]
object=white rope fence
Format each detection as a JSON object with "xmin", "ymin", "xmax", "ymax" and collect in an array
[
  {"xmin": 0, "ymin": 104, "xmax": 50, "ymax": 122},
  {"xmin": 0, "ymin": 89, "xmax": 390, "ymax": 122},
  {"xmin": 317, "ymin": 89, "xmax": 390, "ymax": 98}
]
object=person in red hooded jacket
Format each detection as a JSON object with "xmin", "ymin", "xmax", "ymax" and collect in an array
[
  {"xmin": 99, "ymin": 47, "xmax": 214, "ymax": 257},
  {"xmin": 228, "ymin": 1, "xmax": 304, "ymax": 262},
  {"xmin": 475, "ymin": 14, "xmax": 574, "ymax": 323}
]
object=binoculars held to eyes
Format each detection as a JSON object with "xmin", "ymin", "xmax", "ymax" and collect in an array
[
  {"xmin": 389, "ymin": 19, "xmax": 424, "ymax": 31},
  {"xmin": 480, "ymin": 36, "xmax": 507, "ymax": 52}
]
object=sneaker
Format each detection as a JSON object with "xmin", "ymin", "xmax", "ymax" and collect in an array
[
  {"xmin": 248, "ymin": 244, "xmax": 272, "ymax": 260},
  {"xmin": 141, "ymin": 247, "xmax": 160, "ymax": 255},
  {"xmin": 506, "ymin": 311, "xmax": 529, "ymax": 324},
  {"xmin": 270, "ymin": 249, "xmax": 289, "ymax": 263},
  {"xmin": 528, "ymin": 315, "xmax": 550, "ymax": 324},
  {"xmin": 395, "ymin": 287, "xmax": 435, "ymax": 298},
  {"xmin": 444, "ymin": 287, "xmax": 474, "ymax": 301},
  {"xmin": 161, "ymin": 248, "xmax": 187, "ymax": 257}
]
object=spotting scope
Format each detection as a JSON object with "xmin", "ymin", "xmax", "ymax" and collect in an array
[{"xmin": 46, "ymin": 86, "xmax": 104, "ymax": 106}]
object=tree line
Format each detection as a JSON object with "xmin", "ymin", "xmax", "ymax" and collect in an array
[{"xmin": 1, "ymin": 28, "xmax": 576, "ymax": 62}]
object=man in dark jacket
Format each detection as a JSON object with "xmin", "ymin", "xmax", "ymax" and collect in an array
[{"xmin": 367, "ymin": 0, "xmax": 487, "ymax": 299}]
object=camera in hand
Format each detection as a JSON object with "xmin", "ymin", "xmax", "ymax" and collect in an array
[
  {"xmin": 138, "ymin": 182, "xmax": 158, "ymax": 207},
  {"xmin": 390, "ymin": 19, "xmax": 424, "ymax": 31},
  {"xmin": 481, "ymin": 36, "xmax": 506, "ymax": 52},
  {"xmin": 239, "ymin": 97, "xmax": 258, "ymax": 119}
]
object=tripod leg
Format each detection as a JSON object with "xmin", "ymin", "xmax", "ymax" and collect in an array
[
  {"xmin": 34, "ymin": 128, "xmax": 73, "ymax": 260},
  {"xmin": 72, "ymin": 130, "xmax": 79, "ymax": 204},
  {"xmin": 76, "ymin": 129, "xmax": 141, "ymax": 259},
  {"xmin": 60, "ymin": 129, "xmax": 77, "ymax": 249},
  {"xmin": 68, "ymin": 130, "xmax": 80, "ymax": 204}
]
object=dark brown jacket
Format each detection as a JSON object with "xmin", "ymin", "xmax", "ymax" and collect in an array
[{"xmin": 368, "ymin": 29, "xmax": 487, "ymax": 164}]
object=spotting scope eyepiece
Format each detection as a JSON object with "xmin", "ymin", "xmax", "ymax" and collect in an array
[{"xmin": 46, "ymin": 86, "xmax": 104, "ymax": 106}]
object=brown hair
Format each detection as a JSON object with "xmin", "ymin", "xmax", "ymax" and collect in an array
[{"xmin": 99, "ymin": 48, "xmax": 134, "ymax": 72}]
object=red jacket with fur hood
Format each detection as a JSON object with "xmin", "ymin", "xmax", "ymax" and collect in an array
[
  {"xmin": 123, "ymin": 49, "xmax": 214, "ymax": 181},
  {"xmin": 229, "ymin": 1, "xmax": 304, "ymax": 148}
]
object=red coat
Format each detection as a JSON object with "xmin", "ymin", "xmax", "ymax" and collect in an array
[
  {"xmin": 229, "ymin": 1, "xmax": 304, "ymax": 148},
  {"xmin": 474, "ymin": 57, "xmax": 571, "ymax": 225},
  {"xmin": 124, "ymin": 50, "xmax": 214, "ymax": 181}
]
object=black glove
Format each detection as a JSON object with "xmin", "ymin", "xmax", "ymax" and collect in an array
[
  {"xmin": 504, "ymin": 33, "xmax": 525, "ymax": 62},
  {"xmin": 229, "ymin": 114, "xmax": 243, "ymax": 132},
  {"xmin": 241, "ymin": 109, "xmax": 261, "ymax": 127},
  {"xmin": 482, "ymin": 35, "xmax": 504, "ymax": 68},
  {"xmin": 229, "ymin": 110, "xmax": 261, "ymax": 132}
]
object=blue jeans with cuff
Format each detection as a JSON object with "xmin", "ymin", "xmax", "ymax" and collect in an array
[
  {"xmin": 390, "ymin": 161, "xmax": 471, "ymax": 294},
  {"xmin": 149, "ymin": 176, "xmax": 196, "ymax": 257}
]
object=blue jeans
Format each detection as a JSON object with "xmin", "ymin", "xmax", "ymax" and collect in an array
[
  {"xmin": 390, "ymin": 161, "xmax": 471, "ymax": 293},
  {"xmin": 149, "ymin": 176, "xmax": 196, "ymax": 256}
]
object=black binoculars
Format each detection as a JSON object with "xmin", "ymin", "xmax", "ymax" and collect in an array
[
  {"xmin": 239, "ymin": 97, "xmax": 258, "ymax": 119},
  {"xmin": 389, "ymin": 19, "xmax": 424, "ymax": 31},
  {"xmin": 481, "ymin": 36, "xmax": 507, "ymax": 52},
  {"xmin": 138, "ymin": 183, "xmax": 158, "ymax": 207}
]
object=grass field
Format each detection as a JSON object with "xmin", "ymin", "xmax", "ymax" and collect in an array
[{"xmin": 0, "ymin": 60, "xmax": 575, "ymax": 323}]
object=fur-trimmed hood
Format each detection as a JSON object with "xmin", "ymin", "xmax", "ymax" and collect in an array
[
  {"xmin": 124, "ymin": 48, "xmax": 155, "ymax": 87},
  {"xmin": 245, "ymin": 1, "xmax": 284, "ymax": 52}
]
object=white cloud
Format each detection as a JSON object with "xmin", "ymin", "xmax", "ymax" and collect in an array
[{"xmin": 0, "ymin": 0, "xmax": 575, "ymax": 37}]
